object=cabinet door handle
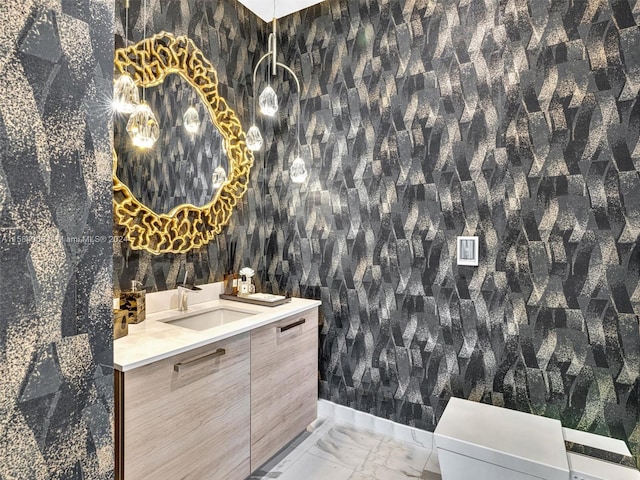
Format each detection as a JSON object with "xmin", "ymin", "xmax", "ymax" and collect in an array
[
  {"xmin": 279, "ymin": 319, "xmax": 305, "ymax": 333},
  {"xmin": 174, "ymin": 348, "xmax": 226, "ymax": 373}
]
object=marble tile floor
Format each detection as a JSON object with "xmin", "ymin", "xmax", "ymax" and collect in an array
[{"xmin": 248, "ymin": 417, "xmax": 442, "ymax": 480}]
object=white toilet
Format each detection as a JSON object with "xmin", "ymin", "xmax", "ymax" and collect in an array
[
  {"xmin": 434, "ymin": 398, "xmax": 640, "ymax": 480},
  {"xmin": 434, "ymin": 398, "xmax": 570, "ymax": 480}
]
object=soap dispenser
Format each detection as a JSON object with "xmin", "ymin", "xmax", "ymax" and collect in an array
[
  {"xmin": 238, "ymin": 267, "xmax": 255, "ymax": 297},
  {"xmin": 119, "ymin": 280, "xmax": 146, "ymax": 324}
]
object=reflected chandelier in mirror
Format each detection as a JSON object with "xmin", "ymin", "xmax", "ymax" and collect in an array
[
  {"xmin": 113, "ymin": 32, "xmax": 253, "ymax": 254},
  {"xmin": 114, "ymin": 73, "xmax": 226, "ymax": 214}
]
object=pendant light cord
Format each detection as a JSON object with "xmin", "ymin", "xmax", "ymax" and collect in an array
[
  {"xmin": 142, "ymin": 0, "xmax": 147, "ymax": 102},
  {"xmin": 297, "ymin": 84, "xmax": 301, "ymax": 158},
  {"xmin": 124, "ymin": 0, "xmax": 129, "ymax": 46},
  {"xmin": 142, "ymin": 0, "xmax": 146, "ymax": 48}
]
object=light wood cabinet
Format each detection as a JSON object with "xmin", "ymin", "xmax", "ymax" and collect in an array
[
  {"xmin": 115, "ymin": 333, "xmax": 251, "ymax": 480},
  {"xmin": 114, "ymin": 306, "xmax": 319, "ymax": 479},
  {"xmin": 250, "ymin": 309, "xmax": 319, "ymax": 471}
]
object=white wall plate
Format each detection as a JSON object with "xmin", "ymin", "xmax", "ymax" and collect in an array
[
  {"xmin": 457, "ymin": 236, "xmax": 479, "ymax": 266},
  {"xmin": 237, "ymin": 0, "xmax": 326, "ymax": 22}
]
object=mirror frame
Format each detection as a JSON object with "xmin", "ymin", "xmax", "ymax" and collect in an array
[{"xmin": 113, "ymin": 32, "xmax": 253, "ymax": 255}]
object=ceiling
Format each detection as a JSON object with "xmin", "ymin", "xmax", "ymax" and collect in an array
[{"xmin": 237, "ymin": 0, "xmax": 326, "ymax": 22}]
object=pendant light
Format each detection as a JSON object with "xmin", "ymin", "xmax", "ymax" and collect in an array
[
  {"xmin": 251, "ymin": 8, "xmax": 307, "ymax": 183},
  {"xmin": 259, "ymin": 85, "xmax": 278, "ymax": 116},
  {"xmin": 258, "ymin": 24, "xmax": 279, "ymax": 117},
  {"xmin": 290, "ymin": 156, "xmax": 308, "ymax": 184},
  {"xmin": 113, "ymin": 75, "xmax": 139, "ymax": 114},
  {"xmin": 246, "ymin": 125, "xmax": 263, "ymax": 151},
  {"xmin": 212, "ymin": 138, "xmax": 227, "ymax": 188},
  {"xmin": 127, "ymin": 103, "xmax": 160, "ymax": 148},
  {"xmin": 183, "ymin": 106, "xmax": 200, "ymax": 134},
  {"xmin": 113, "ymin": 0, "xmax": 139, "ymax": 114},
  {"xmin": 212, "ymin": 165, "xmax": 227, "ymax": 189},
  {"xmin": 290, "ymin": 96, "xmax": 307, "ymax": 184},
  {"xmin": 127, "ymin": 0, "xmax": 159, "ymax": 149}
]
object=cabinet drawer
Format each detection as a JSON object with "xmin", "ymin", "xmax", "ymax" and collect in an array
[
  {"xmin": 250, "ymin": 309, "xmax": 318, "ymax": 470},
  {"xmin": 123, "ymin": 333, "xmax": 250, "ymax": 480}
]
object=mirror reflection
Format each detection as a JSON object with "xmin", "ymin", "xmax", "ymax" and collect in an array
[{"xmin": 114, "ymin": 73, "xmax": 227, "ymax": 214}]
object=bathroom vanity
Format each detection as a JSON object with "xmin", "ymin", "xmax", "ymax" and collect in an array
[{"xmin": 114, "ymin": 284, "xmax": 320, "ymax": 480}]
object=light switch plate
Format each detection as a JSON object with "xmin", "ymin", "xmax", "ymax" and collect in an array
[{"xmin": 457, "ymin": 236, "xmax": 479, "ymax": 266}]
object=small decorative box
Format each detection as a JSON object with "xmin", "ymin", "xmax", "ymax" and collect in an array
[{"xmin": 113, "ymin": 309, "xmax": 130, "ymax": 339}]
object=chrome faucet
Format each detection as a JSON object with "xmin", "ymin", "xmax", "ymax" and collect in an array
[{"xmin": 177, "ymin": 284, "xmax": 202, "ymax": 312}]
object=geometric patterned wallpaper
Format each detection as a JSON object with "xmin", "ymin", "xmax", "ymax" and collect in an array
[
  {"xmin": 268, "ymin": 0, "xmax": 640, "ymax": 465},
  {"xmin": 0, "ymin": 0, "xmax": 114, "ymax": 478}
]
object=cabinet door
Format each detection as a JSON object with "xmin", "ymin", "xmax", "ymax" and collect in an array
[
  {"xmin": 123, "ymin": 333, "xmax": 250, "ymax": 480},
  {"xmin": 250, "ymin": 309, "xmax": 318, "ymax": 471}
]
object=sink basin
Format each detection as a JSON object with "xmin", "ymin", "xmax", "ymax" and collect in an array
[{"xmin": 164, "ymin": 307, "xmax": 256, "ymax": 331}]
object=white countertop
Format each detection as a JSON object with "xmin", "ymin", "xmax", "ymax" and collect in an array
[
  {"xmin": 114, "ymin": 286, "xmax": 321, "ymax": 372},
  {"xmin": 434, "ymin": 397, "xmax": 570, "ymax": 480}
]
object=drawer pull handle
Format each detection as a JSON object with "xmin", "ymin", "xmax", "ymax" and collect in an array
[
  {"xmin": 279, "ymin": 319, "xmax": 305, "ymax": 333},
  {"xmin": 174, "ymin": 348, "xmax": 226, "ymax": 373}
]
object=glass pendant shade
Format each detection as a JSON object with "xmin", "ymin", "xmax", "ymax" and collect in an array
[
  {"xmin": 259, "ymin": 85, "xmax": 279, "ymax": 116},
  {"xmin": 127, "ymin": 102, "xmax": 160, "ymax": 149},
  {"xmin": 290, "ymin": 157, "xmax": 308, "ymax": 184},
  {"xmin": 183, "ymin": 106, "xmax": 200, "ymax": 134},
  {"xmin": 113, "ymin": 74, "xmax": 139, "ymax": 114},
  {"xmin": 246, "ymin": 125, "xmax": 263, "ymax": 151},
  {"xmin": 212, "ymin": 165, "xmax": 227, "ymax": 189}
]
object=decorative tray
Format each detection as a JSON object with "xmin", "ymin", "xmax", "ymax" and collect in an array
[{"xmin": 219, "ymin": 293, "xmax": 292, "ymax": 307}]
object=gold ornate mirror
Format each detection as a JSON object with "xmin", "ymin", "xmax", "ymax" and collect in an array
[{"xmin": 113, "ymin": 32, "xmax": 253, "ymax": 254}]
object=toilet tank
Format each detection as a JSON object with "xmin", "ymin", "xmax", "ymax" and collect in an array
[{"xmin": 434, "ymin": 398, "xmax": 570, "ymax": 480}]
